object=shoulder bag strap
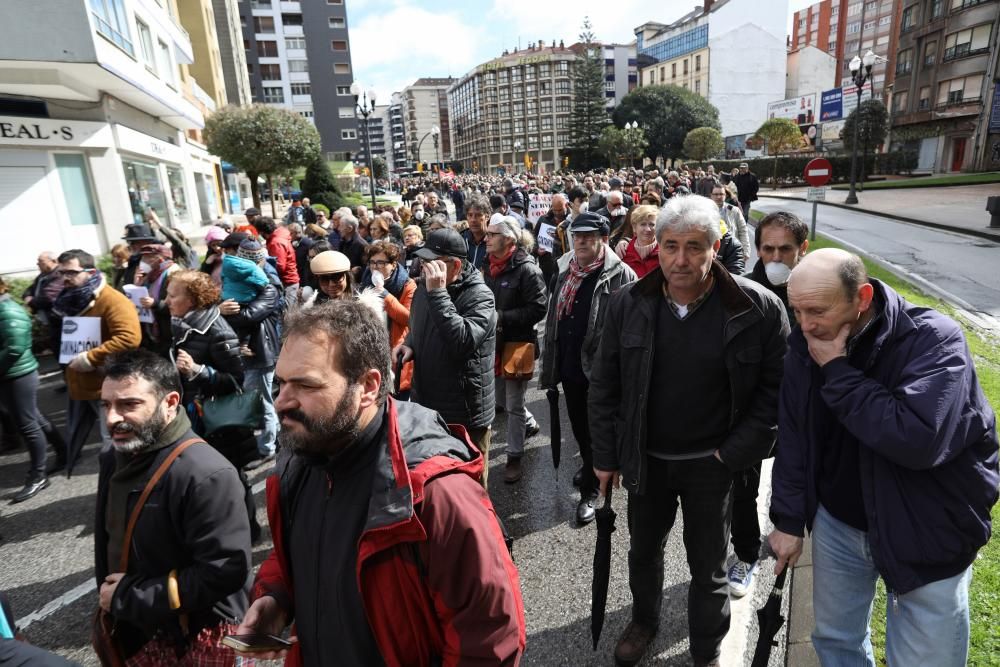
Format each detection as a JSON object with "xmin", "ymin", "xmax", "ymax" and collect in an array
[{"xmin": 117, "ymin": 437, "xmax": 204, "ymax": 572}]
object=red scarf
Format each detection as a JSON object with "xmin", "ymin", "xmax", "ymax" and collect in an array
[
  {"xmin": 488, "ymin": 246, "xmax": 515, "ymax": 279},
  {"xmin": 557, "ymin": 246, "xmax": 605, "ymax": 320}
]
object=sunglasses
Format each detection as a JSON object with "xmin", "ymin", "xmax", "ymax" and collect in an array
[{"xmin": 317, "ymin": 272, "xmax": 348, "ymax": 283}]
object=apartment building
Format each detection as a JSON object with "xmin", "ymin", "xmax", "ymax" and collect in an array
[
  {"xmin": 353, "ymin": 104, "xmax": 388, "ymax": 166},
  {"xmin": 602, "ymin": 43, "xmax": 639, "ymax": 109},
  {"xmin": 387, "ymin": 93, "xmax": 407, "ymax": 172},
  {"xmin": 402, "ymin": 78, "xmax": 455, "ymax": 169}
]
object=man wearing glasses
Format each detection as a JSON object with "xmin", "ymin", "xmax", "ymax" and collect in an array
[{"xmin": 50, "ymin": 249, "xmax": 141, "ymax": 473}]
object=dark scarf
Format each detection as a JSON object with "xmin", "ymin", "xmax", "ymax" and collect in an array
[
  {"xmin": 106, "ymin": 410, "xmax": 192, "ymax": 572},
  {"xmin": 53, "ymin": 271, "xmax": 103, "ymax": 317}
]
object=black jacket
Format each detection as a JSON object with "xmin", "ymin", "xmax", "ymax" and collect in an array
[
  {"xmin": 589, "ymin": 262, "xmax": 789, "ymax": 493},
  {"xmin": 405, "ymin": 261, "xmax": 497, "ymax": 429},
  {"xmin": 483, "ymin": 249, "xmax": 547, "ymax": 348},
  {"xmin": 718, "ymin": 232, "xmax": 745, "ymax": 275},
  {"xmin": 294, "ymin": 236, "xmax": 315, "ymax": 287},
  {"xmin": 171, "ymin": 305, "xmax": 244, "ymax": 402},
  {"xmin": 224, "ymin": 282, "xmax": 281, "ymax": 369},
  {"xmin": 734, "ymin": 171, "xmax": 760, "ymax": 203},
  {"xmin": 593, "ymin": 206, "xmax": 628, "ymax": 237},
  {"xmin": 532, "ymin": 211, "xmax": 571, "ymax": 286},
  {"xmin": 95, "ymin": 433, "xmax": 251, "ymax": 653}
]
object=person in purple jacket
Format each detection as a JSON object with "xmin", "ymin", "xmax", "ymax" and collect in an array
[{"xmin": 768, "ymin": 248, "xmax": 999, "ymax": 667}]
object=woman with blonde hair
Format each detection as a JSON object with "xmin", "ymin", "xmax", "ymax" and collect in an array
[{"xmin": 615, "ymin": 204, "xmax": 660, "ymax": 278}]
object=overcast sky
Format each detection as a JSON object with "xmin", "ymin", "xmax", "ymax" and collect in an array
[{"xmin": 345, "ymin": 0, "xmax": 819, "ymax": 102}]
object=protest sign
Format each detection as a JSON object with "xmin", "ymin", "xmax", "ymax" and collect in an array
[
  {"xmin": 537, "ymin": 223, "xmax": 557, "ymax": 253},
  {"xmin": 527, "ymin": 194, "xmax": 552, "ymax": 225},
  {"xmin": 59, "ymin": 317, "xmax": 102, "ymax": 364},
  {"xmin": 123, "ymin": 284, "xmax": 154, "ymax": 323}
]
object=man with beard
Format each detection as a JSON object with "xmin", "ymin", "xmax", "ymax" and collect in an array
[
  {"xmin": 594, "ymin": 190, "xmax": 630, "ymax": 238},
  {"xmin": 237, "ymin": 301, "xmax": 525, "ymax": 665},
  {"xmin": 94, "ymin": 350, "xmax": 251, "ymax": 662}
]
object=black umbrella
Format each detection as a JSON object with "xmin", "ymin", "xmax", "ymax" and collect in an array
[
  {"xmin": 750, "ymin": 567, "xmax": 789, "ymax": 667},
  {"xmin": 591, "ymin": 485, "xmax": 617, "ymax": 650},
  {"xmin": 546, "ymin": 388, "xmax": 561, "ymax": 470}
]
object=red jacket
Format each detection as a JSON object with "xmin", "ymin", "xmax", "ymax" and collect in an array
[
  {"xmin": 621, "ymin": 237, "xmax": 660, "ymax": 278},
  {"xmin": 266, "ymin": 227, "xmax": 300, "ymax": 286},
  {"xmin": 252, "ymin": 399, "xmax": 526, "ymax": 666}
]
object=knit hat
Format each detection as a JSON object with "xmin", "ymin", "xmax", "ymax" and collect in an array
[
  {"xmin": 237, "ymin": 239, "xmax": 267, "ymax": 264},
  {"xmin": 204, "ymin": 225, "xmax": 228, "ymax": 244}
]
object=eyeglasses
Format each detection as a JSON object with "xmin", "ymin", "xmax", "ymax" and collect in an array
[
  {"xmin": 317, "ymin": 272, "xmax": 348, "ymax": 283},
  {"xmin": 57, "ymin": 269, "xmax": 88, "ymax": 277},
  {"xmin": 367, "ymin": 259, "xmax": 391, "ymax": 268}
]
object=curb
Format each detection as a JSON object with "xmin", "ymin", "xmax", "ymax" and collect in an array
[
  {"xmin": 758, "ymin": 195, "xmax": 1000, "ymax": 242},
  {"xmin": 786, "ymin": 538, "xmax": 820, "ymax": 666}
]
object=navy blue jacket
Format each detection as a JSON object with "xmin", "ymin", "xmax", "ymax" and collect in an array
[{"xmin": 770, "ymin": 279, "xmax": 999, "ymax": 594}]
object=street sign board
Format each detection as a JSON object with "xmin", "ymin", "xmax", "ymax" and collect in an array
[
  {"xmin": 807, "ymin": 187, "xmax": 826, "ymax": 202},
  {"xmin": 804, "ymin": 158, "xmax": 833, "ymax": 187}
]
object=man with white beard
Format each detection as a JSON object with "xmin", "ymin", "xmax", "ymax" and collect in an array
[
  {"xmin": 94, "ymin": 350, "xmax": 251, "ymax": 662},
  {"xmin": 594, "ymin": 190, "xmax": 630, "ymax": 238}
]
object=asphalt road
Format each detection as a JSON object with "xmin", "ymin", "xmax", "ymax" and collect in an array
[
  {"xmin": 0, "ymin": 357, "xmax": 785, "ymax": 666},
  {"xmin": 754, "ymin": 197, "xmax": 1000, "ymax": 318}
]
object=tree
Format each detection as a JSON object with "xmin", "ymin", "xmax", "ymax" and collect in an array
[
  {"xmin": 301, "ymin": 156, "xmax": 342, "ymax": 212},
  {"xmin": 621, "ymin": 124, "xmax": 649, "ymax": 169},
  {"xmin": 597, "ymin": 126, "xmax": 626, "ymax": 167},
  {"xmin": 566, "ymin": 18, "xmax": 608, "ymax": 170},
  {"xmin": 840, "ymin": 99, "xmax": 889, "ymax": 187},
  {"xmin": 752, "ymin": 118, "xmax": 802, "ymax": 188},
  {"xmin": 372, "ymin": 156, "xmax": 388, "ymax": 181},
  {"xmin": 613, "ymin": 85, "xmax": 720, "ymax": 163},
  {"xmin": 204, "ymin": 104, "xmax": 322, "ymax": 214},
  {"xmin": 683, "ymin": 127, "xmax": 725, "ymax": 163}
]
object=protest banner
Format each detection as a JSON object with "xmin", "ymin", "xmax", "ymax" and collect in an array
[
  {"xmin": 527, "ymin": 193, "xmax": 553, "ymax": 225},
  {"xmin": 59, "ymin": 317, "xmax": 102, "ymax": 364}
]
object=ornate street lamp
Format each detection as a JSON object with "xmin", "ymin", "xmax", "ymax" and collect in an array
[
  {"xmin": 350, "ymin": 81, "xmax": 378, "ymax": 210},
  {"xmin": 845, "ymin": 50, "xmax": 877, "ymax": 205}
]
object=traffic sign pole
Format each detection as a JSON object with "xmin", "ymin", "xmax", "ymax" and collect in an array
[{"xmin": 811, "ymin": 201, "xmax": 818, "ymax": 241}]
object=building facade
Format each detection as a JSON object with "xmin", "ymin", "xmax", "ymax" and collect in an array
[
  {"xmin": 387, "ymin": 93, "xmax": 407, "ymax": 172},
  {"xmin": 792, "ymin": 0, "xmax": 838, "ymax": 53},
  {"xmin": 212, "ymin": 0, "xmax": 253, "ymax": 107},
  {"xmin": 239, "ymin": 0, "xmax": 359, "ymax": 159},
  {"xmin": 889, "ymin": 0, "xmax": 999, "ymax": 172},
  {"xmin": 636, "ymin": 0, "xmax": 786, "ymax": 138},
  {"xmin": 448, "ymin": 43, "xmax": 577, "ymax": 174},
  {"xmin": 402, "ymin": 78, "xmax": 455, "ymax": 169},
  {"xmin": 354, "ymin": 104, "xmax": 388, "ymax": 166},
  {"xmin": 603, "ymin": 43, "xmax": 639, "ymax": 109},
  {"xmin": 786, "ymin": 45, "xmax": 840, "ymax": 98},
  {"xmin": 0, "ymin": 0, "xmax": 232, "ymax": 273}
]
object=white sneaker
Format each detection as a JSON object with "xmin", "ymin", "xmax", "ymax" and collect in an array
[{"xmin": 727, "ymin": 559, "xmax": 758, "ymax": 598}]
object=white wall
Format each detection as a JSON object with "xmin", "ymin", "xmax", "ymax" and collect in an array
[
  {"xmin": 787, "ymin": 46, "xmax": 837, "ymax": 99},
  {"xmin": 708, "ymin": 0, "xmax": 788, "ymax": 137}
]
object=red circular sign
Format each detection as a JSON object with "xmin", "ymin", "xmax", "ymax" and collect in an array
[{"xmin": 804, "ymin": 158, "xmax": 833, "ymax": 187}]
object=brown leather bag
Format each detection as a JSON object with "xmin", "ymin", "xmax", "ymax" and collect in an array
[
  {"xmin": 91, "ymin": 438, "xmax": 202, "ymax": 667},
  {"xmin": 501, "ymin": 341, "xmax": 535, "ymax": 381}
]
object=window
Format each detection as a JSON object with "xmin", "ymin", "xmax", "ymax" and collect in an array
[
  {"xmin": 878, "ymin": 15, "xmax": 891, "ymax": 26},
  {"xmin": 918, "ymin": 86, "xmax": 931, "ymax": 109},
  {"xmin": 512, "ymin": 101, "xmax": 523, "ymax": 115},
  {"xmin": 334, "ymin": 63, "xmax": 350, "ymax": 74},
  {"xmin": 254, "ymin": 16, "xmax": 274, "ymax": 34},
  {"xmin": 511, "ymin": 67, "xmax": 522, "ymax": 82},
  {"xmin": 865, "ymin": 1, "xmax": 878, "ymax": 11},
  {"xmin": 540, "ymin": 99, "xmax": 552, "ymax": 113},
  {"xmin": 695, "ymin": 54, "xmax": 701, "ymax": 71},
  {"xmin": 338, "ymin": 106, "xmax": 355, "ymax": 118},
  {"xmin": 281, "ymin": 13, "xmax": 303, "ymax": 26},
  {"xmin": 299, "ymin": 111, "xmax": 314, "ymax": 120},
  {"xmin": 695, "ymin": 79, "xmax": 701, "ymax": 94},
  {"xmin": 541, "ymin": 117, "xmax": 553, "ymax": 130},
  {"xmin": 336, "ymin": 85, "xmax": 351, "ymax": 95},
  {"xmin": 499, "ymin": 87, "xmax": 509, "ymax": 100},
  {"xmin": 327, "ymin": 0, "xmax": 343, "ymax": 4},
  {"xmin": 257, "ymin": 40, "xmax": 278, "ymax": 57},
  {"xmin": 512, "ymin": 85, "xmax": 522, "ymax": 99},
  {"xmin": 557, "ymin": 61, "xmax": 569, "ymax": 74},
  {"xmin": 90, "ymin": 0, "xmax": 134, "ymax": 55},
  {"xmin": 828, "ymin": 41, "xmax": 837, "ymax": 53},
  {"xmin": 527, "ymin": 118, "xmax": 538, "ymax": 132},
  {"xmin": 863, "ymin": 20, "xmax": 875, "ymax": 30},
  {"xmin": 526, "ymin": 100, "xmax": 537, "ymax": 114},
  {"xmin": 500, "ymin": 120, "xmax": 511, "ymax": 134},
  {"xmin": 540, "ymin": 81, "xmax": 550, "ymax": 94},
  {"xmin": 556, "ymin": 116, "xmax": 569, "ymax": 130},
  {"xmin": 260, "ymin": 64, "xmax": 281, "ymax": 79},
  {"xmin": 289, "ymin": 60, "xmax": 308, "ymax": 72},
  {"xmin": 944, "ymin": 24, "xmax": 992, "ymax": 60},
  {"xmin": 923, "ymin": 41, "xmax": 937, "ymax": 66},
  {"xmin": 285, "ymin": 37, "xmax": 305, "ymax": 50},
  {"xmin": 137, "ymin": 20, "xmax": 155, "ymax": 72},
  {"xmin": 877, "ymin": 35, "xmax": 890, "ymax": 46},
  {"xmin": 291, "ymin": 83, "xmax": 311, "ymax": 95},
  {"xmin": 683, "ymin": 58, "xmax": 689, "ymax": 75},
  {"xmin": 952, "ymin": 0, "xmax": 990, "ymax": 8},
  {"xmin": 341, "ymin": 129, "xmax": 357, "ymax": 139},
  {"xmin": 848, "ymin": 2, "xmax": 862, "ymax": 15},
  {"xmin": 498, "ymin": 70, "xmax": 508, "ymax": 84},
  {"xmin": 901, "ymin": 6, "xmax": 916, "ymax": 31},
  {"xmin": 847, "ymin": 22, "xmax": 861, "ymax": 34},
  {"xmin": 832, "ymin": 5, "xmax": 839, "ymax": 14},
  {"xmin": 892, "ymin": 90, "xmax": 908, "ymax": 112},
  {"xmin": 246, "ymin": 63, "xmax": 254, "ymax": 75},
  {"xmin": 937, "ymin": 74, "xmax": 983, "ymax": 105},
  {"xmin": 555, "ymin": 81, "xmax": 570, "ymax": 94},
  {"xmin": 896, "ymin": 48, "xmax": 913, "ymax": 74},
  {"xmin": 539, "ymin": 63, "xmax": 550, "ymax": 77},
  {"xmin": 328, "ymin": 17, "xmax": 345, "ymax": 29},
  {"xmin": 262, "ymin": 86, "xmax": 284, "ymax": 103},
  {"xmin": 930, "ymin": 0, "xmax": 945, "ymax": 18},
  {"xmin": 556, "ymin": 99, "xmax": 570, "ymax": 113},
  {"xmin": 55, "ymin": 154, "xmax": 98, "ymax": 226},
  {"xmin": 524, "ymin": 66, "xmax": 535, "ymax": 80},
  {"xmin": 156, "ymin": 39, "xmax": 175, "ymax": 87},
  {"xmin": 525, "ymin": 83, "xmax": 536, "ymax": 96},
  {"xmin": 331, "ymin": 40, "xmax": 347, "ymax": 51},
  {"xmin": 250, "ymin": 0, "xmax": 271, "ymax": 6}
]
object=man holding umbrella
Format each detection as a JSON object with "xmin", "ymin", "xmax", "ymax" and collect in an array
[
  {"xmin": 538, "ymin": 212, "xmax": 635, "ymax": 524},
  {"xmin": 588, "ymin": 195, "xmax": 788, "ymax": 667}
]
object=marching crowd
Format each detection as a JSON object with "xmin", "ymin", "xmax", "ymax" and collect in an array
[{"xmin": 0, "ymin": 163, "xmax": 996, "ymax": 667}]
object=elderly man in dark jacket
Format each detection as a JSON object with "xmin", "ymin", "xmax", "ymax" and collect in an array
[
  {"xmin": 589, "ymin": 194, "xmax": 789, "ymax": 667},
  {"xmin": 733, "ymin": 163, "xmax": 759, "ymax": 222},
  {"xmin": 395, "ymin": 229, "xmax": 497, "ymax": 486},
  {"xmin": 95, "ymin": 350, "xmax": 250, "ymax": 662},
  {"xmin": 769, "ymin": 248, "xmax": 999, "ymax": 667},
  {"xmin": 539, "ymin": 213, "xmax": 637, "ymax": 524},
  {"xmin": 483, "ymin": 215, "xmax": 547, "ymax": 484},
  {"xmin": 533, "ymin": 193, "xmax": 571, "ymax": 288}
]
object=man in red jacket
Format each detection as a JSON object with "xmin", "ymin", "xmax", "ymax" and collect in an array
[
  {"xmin": 236, "ymin": 300, "xmax": 525, "ymax": 666},
  {"xmin": 256, "ymin": 216, "xmax": 300, "ymax": 305}
]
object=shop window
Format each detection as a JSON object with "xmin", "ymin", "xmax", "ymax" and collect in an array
[
  {"xmin": 55, "ymin": 154, "xmax": 98, "ymax": 226},
  {"xmin": 122, "ymin": 159, "xmax": 168, "ymax": 224},
  {"xmin": 166, "ymin": 166, "xmax": 190, "ymax": 226}
]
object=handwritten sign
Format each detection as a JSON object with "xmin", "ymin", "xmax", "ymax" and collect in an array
[
  {"xmin": 60, "ymin": 317, "xmax": 102, "ymax": 364},
  {"xmin": 123, "ymin": 284, "xmax": 154, "ymax": 323},
  {"xmin": 527, "ymin": 193, "xmax": 553, "ymax": 225},
  {"xmin": 537, "ymin": 223, "xmax": 557, "ymax": 253}
]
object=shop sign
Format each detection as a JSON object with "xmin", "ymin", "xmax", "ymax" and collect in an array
[{"xmin": 0, "ymin": 115, "xmax": 112, "ymax": 148}]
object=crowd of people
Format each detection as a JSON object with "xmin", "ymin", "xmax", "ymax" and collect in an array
[{"xmin": 0, "ymin": 162, "xmax": 996, "ymax": 667}]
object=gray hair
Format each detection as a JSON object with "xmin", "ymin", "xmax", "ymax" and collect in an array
[
  {"xmin": 466, "ymin": 193, "xmax": 491, "ymax": 215},
  {"xmin": 655, "ymin": 194, "xmax": 721, "ymax": 246},
  {"xmin": 491, "ymin": 215, "xmax": 522, "ymax": 241},
  {"xmin": 340, "ymin": 213, "xmax": 359, "ymax": 231},
  {"xmin": 606, "ymin": 190, "xmax": 623, "ymax": 205},
  {"xmin": 428, "ymin": 213, "xmax": 453, "ymax": 230},
  {"xmin": 334, "ymin": 206, "xmax": 352, "ymax": 219},
  {"xmin": 550, "ymin": 192, "xmax": 569, "ymax": 205}
]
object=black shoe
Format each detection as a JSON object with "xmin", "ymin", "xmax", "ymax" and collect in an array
[
  {"xmin": 10, "ymin": 476, "xmax": 50, "ymax": 504},
  {"xmin": 525, "ymin": 420, "xmax": 540, "ymax": 438},
  {"xmin": 576, "ymin": 492, "xmax": 598, "ymax": 525},
  {"xmin": 45, "ymin": 457, "xmax": 66, "ymax": 475},
  {"xmin": 572, "ymin": 466, "xmax": 583, "ymax": 487}
]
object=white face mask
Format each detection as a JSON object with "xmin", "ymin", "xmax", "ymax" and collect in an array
[
  {"xmin": 764, "ymin": 261, "xmax": 792, "ymax": 286},
  {"xmin": 139, "ymin": 260, "xmax": 153, "ymax": 274},
  {"xmin": 414, "ymin": 210, "xmax": 425, "ymax": 220}
]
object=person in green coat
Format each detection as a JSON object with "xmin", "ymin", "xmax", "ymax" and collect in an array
[{"xmin": 0, "ymin": 277, "xmax": 64, "ymax": 503}]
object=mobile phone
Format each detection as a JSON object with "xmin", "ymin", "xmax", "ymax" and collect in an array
[{"xmin": 222, "ymin": 633, "xmax": 294, "ymax": 652}]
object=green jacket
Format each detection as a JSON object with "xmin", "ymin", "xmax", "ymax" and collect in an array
[{"xmin": 0, "ymin": 295, "xmax": 38, "ymax": 380}]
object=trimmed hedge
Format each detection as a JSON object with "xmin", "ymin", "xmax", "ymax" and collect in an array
[{"xmin": 683, "ymin": 151, "xmax": 918, "ymax": 186}]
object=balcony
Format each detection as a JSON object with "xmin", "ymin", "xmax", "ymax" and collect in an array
[{"xmin": 942, "ymin": 44, "xmax": 990, "ymax": 62}]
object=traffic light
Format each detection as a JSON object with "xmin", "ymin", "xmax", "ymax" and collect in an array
[
  {"xmin": 416, "ymin": 162, "xmax": 424, "ymax": 173},
  {"xmin": 562, "ymin": 156, "xmax": 569, "ymax": 168}
]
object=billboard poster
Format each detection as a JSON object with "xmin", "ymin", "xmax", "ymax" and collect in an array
[
  {"xmin": 767, "ymin": 94, "xmax": 817, "ymax": 125},
  {"xmin": 841, "ymin": 81, "xmax": 873, "ymax": 116},
  {"xmin": 821, "ymin": 88, "xmax": 843, "ymax": 121}
]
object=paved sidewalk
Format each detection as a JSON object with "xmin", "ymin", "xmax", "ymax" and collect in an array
[{"xmin": 761, "ymin": 184, "xmax": 999, "ymax": 238}]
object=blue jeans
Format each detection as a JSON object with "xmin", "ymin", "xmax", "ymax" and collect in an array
[
  {"xmin": 244, "ymin": 367, "xmax": 277, "ymax": 457},
  {"xmin": 812, "ymin": 504, "xmax": 971, "ymax": 667}
]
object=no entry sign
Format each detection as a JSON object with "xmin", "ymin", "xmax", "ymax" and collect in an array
[{"xmin": 804, "ymin": 158, "xmax": 833, "ymax": 187}]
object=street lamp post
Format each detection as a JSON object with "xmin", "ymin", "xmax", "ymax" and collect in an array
[
  {"xmin": 624, "ymin": 121, "xmax": 639, "ymax": 168},
  {"xmin": 350, "ymin": 82, "xmax": 378, "ymax": 210},
  {"xmin": 513, "ymin": 140, "xmax": 522, "ymax": 174},
  {"xmin": 845, "ymin": 50, "xmax": 877, "ymax": 205},
  {"xmin": 415, "ymin": 125, "xmax": 440, "ymax": 172}
]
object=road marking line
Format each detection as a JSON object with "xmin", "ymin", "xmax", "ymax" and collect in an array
[{"xmin": 16, "ymin": 579, "xmax": 96, "ymax": 630}]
